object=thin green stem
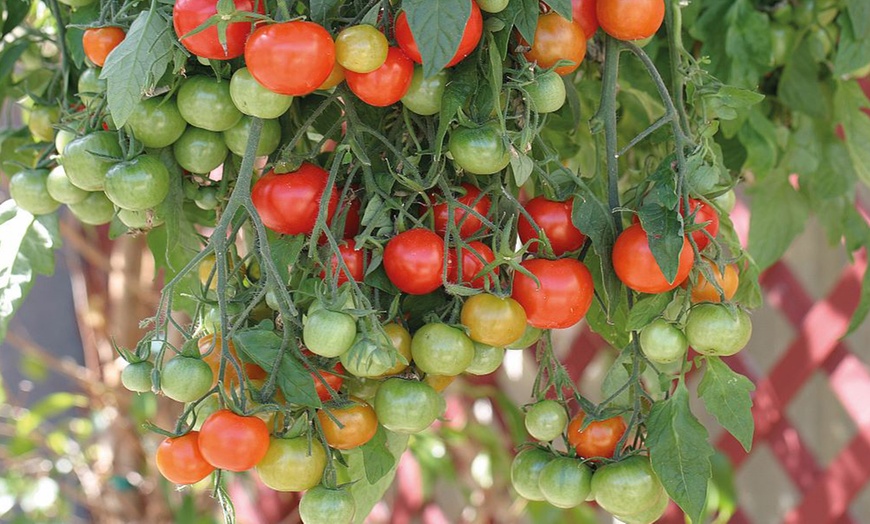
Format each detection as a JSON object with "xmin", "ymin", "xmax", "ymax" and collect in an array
[{"xmin": 599, "ymin": 36, "xmax": 622, "ymax": 232}]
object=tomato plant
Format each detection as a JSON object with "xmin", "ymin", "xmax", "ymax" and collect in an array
[
  {"xmin": 317, "ymin": 400, "xmax": 379, "ymax": 450},
  {"xmin": 160, "ymin": 356, "xmax": 213, "ymax": 403},
  {"xmin": 521, "ymin": 12, "xmax": 587, "ymax": 76},
  {"xmin": 567, "ymin": 411, "xmax": 627, "ymax": 459},
  {"xmin": 155, "ymin": 432, "xmax": 214, "ymax": 485},
  {"xmin": 199, "ymin": 410, "xmax": 270, "ymax": 472},
  {"xmin": 510, "ymin": 448, "xmax": 554, "ymax": 501},
  {"xmin": 538, "ymin": 457, "xmax": 592, "ymax": 509},
  {"xmin": 104, "ymin": 155, "xmax": 170, "ymax": 211},
  {"xmin": 256, "ymin": 436, "xmax": 327, "ymax": 491},
  {"xmin": 299, "ymin": 486, "xmax": 356, "ymax": 524},
  {"xmin": 597, "ymin": 0, "xmax": 665, "ymax": 41},
  {"xmin": 335, "ymin": 24, "xmax": 389, "ymax": 74},
  {"xmin": 432, "ymin": 183, "xmax": 490, "ymax": 238},
  {"xmin": 447, "ymin": 240, "xmax": 498, "ymax": 288},
  {"xmin": 383, "ymin": 228, "xmax": 445, "ymax": 295},
  {"xmin": 612, "ymin": 223, "xmax": 694, "ymax": 294},
  {"xmin": 591, "ymin": 455, "xmax": 667, "ymax": 521},
  {"xmin": 685, "ymin": 304, "xmax": 752, "ymax": 356},
  {"xmin": 460, "ymin": 293, "xmax": 527, "ymax": 347},
  {"xmin": 173, "ymin": 0, "xmax": 260, "ymax": 60},
  {"xmin": 517, "ymin": 196, "xmax": 585, "ymax": 256},
  {"xmin": 345, "ymin": 47, "xmax": 414, "ymax": 107},
  {"xmin": 511, "ymin": 258, "xmax": 594, "ymax": 329},
  {"xmin": 245, "ymin": 21, "xmax": 336, "ymax": 96},
  {"xmin": 374, "ymin": 378, "xmax": 444, "ymax": 434},
  {"xmin": 251, "ymin": 163, "xmax": 339, "ymax": 236},
  {"xmin": 394, "ymin": 1, "xmax": 483, "ymax": 68},
  {"xmin": 82, "ymin": 27, "xmax": 125, "ymax": 67},
  {"xmin": 525, "ymin": 400, "xmax": 568, "ymax": 442},
  {"xmin": 448, "ymin": 122, "xmax": 510, "ymax": 175},
  {"xmin": 410, "ymin": 322, "xmax": 475, "ymax": 376}
]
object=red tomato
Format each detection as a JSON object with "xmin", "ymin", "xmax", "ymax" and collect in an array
[
  {"xmin": 447, "ymin": 241, "xmax": 498, "ymax": 288},
  {"xmin": 597, "ymin": 0, "xmax": 664, "ymax": 41},
  {"xmin": 345, "ymin": 47, "xmax": 414, "ymax": 107},
  {"xmin": 83, "ymin": 27, "xmax": 125, "ymax": 67},
  {"xmin": 198, "ymin": 410, "xmax": 270, "ymax": 472},
  {"xmin": 343, "ymin": 192, "xmax": 362, "ymax": 239},
  {"xmin": 173, "ymin": 0, "xmax": 262, "ymax": 59},
  {"xmin": 572, "ymin": 0, "xmax": 600, "ymax": 39},
  {"xmin": 251, "ymin": 163, "xmax": 339, "ymax": 236},
  {"xmin": 394, "ymin": 1, "xmax": 483, "ymax": 67},
  {"xmin": 313, "ymin": 363, "xmax": 345, "ymax": 401},
  {"xmin": 321, "ymin": 242, "xmax": 366, "ymax": 285},
  {"xmin": 384, "ymin": 229, "xmax": 445, "ymax": 295},
  {"xmin": 517, "ymin": 196, "xmax": 586, "ymax": 256},
  {"xmin": 155, "ymin": 432, "xmax": 214, "ymax": 485},
  {"xmin": 511, "ymin": 258, "xmax": 594, "ymax": 329},
  {"xmin": 521, "ymin": 12, "xmax": 586, "ymax": 76},
  {"xmin": 612, "ymin": 223, "xmax": 694, "ymax": 294},
  {"xmin": 567, "ymin": 411, "xmax": 627, "ymax": 459},
  {"xmin": 685, "ymin": 198, "xmax": 719, "ymax": 251},
  {"xmin": 432, "ymin": 183, "xmax": 491, "ymax": 238},
  {"xmin": 245, "ymin": 21, "xmax": 335, "ymax": 96}
]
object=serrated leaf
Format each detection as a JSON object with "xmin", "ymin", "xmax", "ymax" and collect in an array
[
  {"xmin": 0, "ymin": 200, "xmax": 60, "ymax": 343},
  {"xmin": 626, "ymin": 292, "xmax": 673, "ymax": 331},
  {"xmin": 403, "ymin": 0, "xmax": 473, "ymax": 77},
  {"xmin": 509, "ymin": 148, "xmax": 534, "ymax": 186},
  {"xmin": 698, "ymin": 356, "xmax": 755, "ymax": 452},
  {"xmin": 508, "ymin": 0, "xmax": 539, "ymax": 45},
  {"xmin": 835, "ymin": 81, "xmax": 870, "ymax": 188},
  {"xmin": 572, "ymin": 186, "xmax": 619, "ymax": 304},
  {"xmin": 233, "ymin": 329, "xmax": 321, "ymax": 407},
  {"xmin": 341, "ymin": 429, "xmax": 409, "ymax": 524},
  {"xmin": 267, "ymin": 232, "xmax": 305, "ymax": 285},
  {"xmin": 360, "ymin": 426, "xmax": 397, "ymax": 484},
  {"xmin": 646, "ymin": 383, "xmax": 713, "ymax": 524},
  {"xmin": 100, "ymin": 9, "xmax": 174, "ymax": 127},
  {"xmin": 545, "ymin": 0, "xmax": 573, "ymax": 20},
  {"xmin": 848, "ymin": 0, "xmax": 870, "ymax": 38},
  {"xmin": 310, "ymin": 0, "xmax": 341, "ymax": 26},
  {"xmin": 435, "ymin": 58, "xmax": 478, "ymax": 156},
  {"xmin": 834, "ymin": 10, "xmax": 870, "ymax": 77},
  {"xmin": 778, "ymin": 36, "xmax": 828, "ymax": 119},
  {"xmin": 747, "ymin": 176, "xmax": 809, "ymax": 271}
]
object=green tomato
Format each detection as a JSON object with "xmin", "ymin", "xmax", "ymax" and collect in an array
[
  {"xmin": 118, "ymin": 208, "xmax": 165, "ymax": 229},
  {"xmin": 410, "ymin": 323, "xmax": 475, "ymax": 376},
  {"xmin": 256, "ymin": 437, "xmax": 326, "ymax": 492},
  {"xmin": 27, "ymin": 105, "xmax": 60, "ymax": 143},
  {"xmin": 510, "ymin": 448, "xmax": 554, "ymax": 501},
  {"xmin": 230, "ymin": 67, "xmax": 293, "ymax": 119},
  {"xmin": 448, "ymin": 122, "xmax": 511, "ymax": 175},
  {"xmin": 525, "ymin": 71, "xmax": 566, "ymax": 113},
  {"xmin": 335, "ymin": 24, "xmax": 389, "ymax": 74},
  {"xmin": 465, "ymin": 342, "xmax": 504, "ymax": 376},
  {"xmin": 538, "ymin": 457, "xmax": 592, "ymax": 508},
  {"xmin": 524, "ymin": 399, "xmax": 568, "ymax": 442},
  {"xmin": 373, "ymin": 378, "xmax": 444, "ymax": 434},
  {"xmin": 711, "ymin": 189, "xmax": 736, "ymax": 214},
  {"xmin": 685, "ymin": 303, "xmax": 752, "ymax": 356},
  {"xmin": 194, "ymin": 186, "xmax": 220, "ymax": 210},
  {"xmin": 299, "ymin": 486, "xmax": 355, "ymax": 524},
  {"xmin": 10, "ymin": 168, "xmax": 61, "ymax": 215},
  {"xmin": 507, "ymin": 325, "xmax": 543, "ymax": 349},
  {"xmin": 121, "ymin": 361, "xmax": 154, "ymax": 393},
  {"xmin": 223, "ymin": 116, "xmax": 282, "ymax": 157},
  {"xmin": 303, "ymin": 308, "xmax": 357, "ymax": 358},
  {"xmin": 126, "ymin": 97, "xmax": 187, "ymax": 148},
  {"xmin": 160, "ymin": 356, "xmax": 213, "ymax": 403},
  {"xmin": 57, "ymin": 0, "xmax": 96, "ymax": 8},
  {"xmin": 401, "ymin": 67, "xmax": 448, "ymax": 116},
  {"xmin": 54, "ymin": 129, "xmax": 76, "ymax": 155},
  {"xmin": 639, "ymin": 318, "xmax": 688, "ymax": 364},
  {"xmin": 172, "ymin": 127, "xmax": 228, "ymax": 174},
  {"xmin": 592, "ymin": 456, "xmax": 665, "ymax": 519},
  {"xmin": 104, "ymin": 154, "xmax": 170, "ymax": 211},
  {"xmin": 614, "ymin": 489, "xmax": 669, "ymax": 524},
  {"xmin": 62, "ymin": 131, "xmax": 123, "ymax": 191},
  {"xmin": 46, "ymin": 165, "xmax": 89, "ymax": 204},
  {"xmin": 477, "ymin": 0, "xmax": 509, "ymax": 13},
  {"xmin": 340, "ymin": 333, "xmax": 394, "ymax": 378},
  {"xmin": 77, "ymin": 68, "xmax": 106, "ymax": 109},
  {"xmin": 67, "ymin": 191, "xmax": 115, "ymax": 225},
  {"xmin": 177, "ymin": 76, "xmax": 243, "ymax": 131}
]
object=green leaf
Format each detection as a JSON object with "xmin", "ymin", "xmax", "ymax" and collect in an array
[
  {"xmin": 847, "ymin": 266, "xmax": 870, "ymax": 336},
  {"xmin": 100, "ymin": 8, "xmax": 174, "ymax": 127},
  {"xmin": 341, "ymin": 429, "xmax": 409, "ymax": 524},
  {"xmin": 692, "ymin": 0, "xmax": 770, "ymax": 88},
  {"xmin": 309, "ymin": 0, "xmax": 341, "ymax": 26},
  {"xmin": 847, "ymin": 0, "xmax": 870, "ymax": 39},
  {"xmin": 360, "ymin": 426, "xmax": 397, "ymax": 484},
  {"xmin": 0, "ymin": 200, "xmax": 60, "ymax": 343},
  {"xmin": 778, "ymin": 36, "xmax": 828, "ymax": 119},
  {"xmin": 2, "ymin": 0, "xmax": 30, "ymax": 38},
  {"xmin": 834, "ymin": 10, "xmax": 870, "ymax": 76},
  {"xmin": 545, "ymin": 0, "xmax": 572, "ymax": 20},
  {"xmin": 698, "ymin": 356, "xmax": 755, "ymax": 452},
  {"xmin": 637, "ymin": 162, "xmax": 684, "ymax": 284},
  {"xmin": 403, "ymin": 0, "xmax": 473, "ymax": 77},
  {"xmin": 646, "ymin": 382, "xmax": 713, "ymax": 524},
  {"xmin": 435, "ymin": 57, "xmax": 478, "ymax": 156},
  {"xmin": 626, "ymin": 292, "xmax": 673, "ymax": 331},
  {"xmin": 737, "ymin": 111, "xmax": 778, "ymax": 178},
  {"xmin": 834, "ymin": 81, "xmax": 870, "ymax": 187},
  {"xmin": 509, "ymin": 148, "xmax": 534, "ymax": 186},
  {"xmin": 747, "ymin": 176, "xmax": 809, "ymax": 271},
  {"xmin": 233, "ymin": 328, "xmax": 321, "ymax": 407},
  {"xmin": 507, "ymin": 0, "xmax": 539, "ymax": 45},
  {"xmin": 572, "ymin": 185, "xmax": 619, "ymax": 304},
  {"xmin": 601, "ymin": 345, "xmax": 633, "ymax": 408},
  {"xmin": 267, "ymin": 232, "xmax": 305, "ymax": 285}
]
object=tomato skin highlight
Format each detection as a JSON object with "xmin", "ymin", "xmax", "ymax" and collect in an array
[
  {"xmin": 511, "ymin": 258, "xmax": 594, "ymax": 329},
  {"xmin": 155, "ymin": 432, "xmax": 215, "ymax": 485},
  {"xmin": 251, "ymin": 163, "xmax": 339, "ymax": 236},
  {"xmin": 517, "ymin": 196, "xmax": 586, "ymax": 256},
  {"xmin": 317, "ymin": 400, "xmax": 379, "ymax": 450},
  {"xmin": 383, "ymin": 228, "xmax": 445, "ymax": 295},
  {"xmin": 345, "ymin": 47, "xmax": 414, "ymax": 107},
  {"xmin": 394, "ymin": 1, "xmax": 483, "ymax": 67},
  {"xmin": 83, "ymin": 27, "xmax": 125, "ymax": 67},
  {"xmin": 173, "ymin": 0, "xmax": 261, "ymax": 60},
  {"xmin": 597, "ymin": 0, "xmax": 665, "ymax": 41},
  {"xmin": 245, "ymin": 21, "xmax": 336, "ymax": 96},
  {"xmin": 612, "ymin": 223, "xmax": 694, "ymax": 294},
  {"xmin": 198, "ymin": 410, "xmax": 271, "ymax": 472}
]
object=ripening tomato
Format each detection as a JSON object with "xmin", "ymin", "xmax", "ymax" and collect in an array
[
  {"xmin": 597, "ymin": 0, "xmax": 665, "ymax": 41},
  {"xmin": 572, "ymin": 0, "xmax": 600, "ymax": 39},
  {"xmin": 447, "ymin": 241, "xmax": 498, "ymax": 288},
  {"xmin": 345, "ymin": 47, "xmax": 414, "ymax": 107},
  {"xmin": 313, "ymin": 363, "xmax": 345, "ymax": 401},
  {"xmin": 251, "ymin": 164, "xmax": 339, "ymax": 236},
  {"xmin": 173, "ymin": 0, "xmax": 262, "ymax": 60},
  {"xmin": 198, "ymin": 410, "xmax": 270, "ymax": 471},
  {"xmin": 197, "ymin": 334, "xmax": 267, "ymax": 391},
  {"xmin": 155, "ymin": 432, "xmax": 214, "ymax": 485},
  {"xmin": 460, "ymin": 293, "xmax": 527, "ymax": 347},
  {"xmin": 612, "ymin": 223, "xmax": 694, "ymax": 294},
  {"xmin": 383, "ymin": 228, "xmax": 445, "ymax": 295},
  {"xmin": 335, "ymin": 24, "xmax": 389, "ymax": 74},
  {"xmin": 685, "ymin": 303, "xmax": 752, "ymax": 357},
  {"xmin": 321, "ymin": 242, "xmax": 366, "ymax": 285},
  {"xmin": 690, "ymin": 258, "xmax": 738, "ymax": 303},
  {"xmin": 448, "ymin": 122, "xmax": 511, "ymax": 175},
  {"xmin": 685, "ymin": 198, "xmax": 720, "ymax": 251},
  {"xmin": 83, "ymin": 27, "xmax": 125, "ymax": 67},
  {"xmin": 256, "ymin": 437, "xmax": 327, "ymax": 492},
  {"xmin": 511, "ymin": 258, "xmax": 594, "ymax": 329},
  {"xmin": 567, "ymin": 411, "xmax": 627, "ymax": 459},
  {"xmin": 245, "ymin": 21, "xmax": 336, "ymax": 96},
  {"xmin": 432, "ymin": 183, "xmax": 490, "ymax": 238},
  {"xmin": 394, "ymin": 1, "xmax": 483, "ymax": 67},
  {"xmin": 317, "ymin": 400, "xmax": 379, "ymax": 450},
  {"xmin": 517, "ymin": 196, "xmax": 585, "ymax": 256},
  {"xmin": 521, "ymin": 13, "xmax": 586, "ymax": 76}
]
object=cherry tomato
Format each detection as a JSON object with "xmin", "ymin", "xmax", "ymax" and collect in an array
[
  {"xmin": 104, "ymin": 154, "xmax": 170, "ymax": 211},
  {"xmin": 160, "ymin": 356, "xmax": 213, "ymax": 403},
  {"xmin": 373, "ymin": 378, "xmax": 445, "ymax": 434},
  {"xmin": 597, "ymin": 0, "xmax": 665, "ymax": 41},
  {"xmin": 522, "ymin": 12, "xmax": 586, "ymax": 76},
  {"xmin": 591, "ymin": 455, "xmax": 666, "ymax": 519},
  {"xmin": 432, "ymin": 183, "xmax": 490, "ymax": 238},
  {"xmin": 317, "ymin": 400, "xmax": 379, "ymax": 450},
  {"xmin": 511, "ymin": 258, "xmax": 594, "ymax": 329},
  {"xmin": 303, "ymin": 308, "xmax": 356, "ymax": 358},
  {"xmin": 199, "ymin": 409, "xmax": 270, "ymax": 471},
  {"xmin": 177, "ymin": 76, "xmax": 243, "ymax": 132},
  {"xmin": 379, "ymin": 323, "xmax": 413, "ymax": 376},
  {"xmin": 256, "ymin": 436, "xmax": 327, "ymax": 491},
  {"xmin": 690, "ymin": 258, "xmax": 738, "ymax": 303},
  {"xmin": 401, "ymin": 67, "xmax": 448, "ymax": 116},
  {"xmin": 335, "ymin": 24, "xmax": 389, "ymax": 74},
  {"xmin": 321, "ymin": 242, "xmax": 366, "ymax": 286},
  {"xmin": 83, "ymin": 27, "xmax": 125, "ymax": 67},
  {"xmin": 567, "ymin": 411, "xmax": 627, "ymax": 459},
  {"xmin": 67, "ymin": 192, "xmax": 115, "ymax": 225},
  {"xmin": 318, "ymin": 62, "xmax": 347, "ymax": 90},
  {"xmin": 121, "ymin": 360, "xmax": 154, "ymax": 393},
  {"xmin": 383, "ymin": 228, "xmax": 445, "ymax": 295},
  {"xmin": 525, "ymin": 400, "xmax": 568, "ymax": 442},
  {"xmin": 538, "ymin": 457, "xmax": 592, "ymax": 508},
  {"xmin": 251, "ymin": 163, "xmax": 340, "ymax": 236},
  {"xmin": 612, "ymin": 223, "xmax": 694, "ymax": 294},
  {"xmin": 572, "ymin": 0, "xmax": 600, "ymax": 39},
  {"xmin": 62, "ymin": 131, "xmax": 123, "ymax": 191},
  {"xmin": 126, "ymin": 96, "xmax": 187, "ymax": 148},
  {"xmin": 313, "ymin": 363, "xmax": 345, "ymax": 401},
  {"xmin": 685, "ymin": 303, "xmax": 752, "ymax": 356},
  {"xmin": 299, "ymin": 486, "xmax": 355, "ymax": 524},
  {"xmin": 411, "ymin": 322, "xmax": 475, "ymax": 376},
  {"xmin": 229, "ymin": 67, "xmax": 294, "ymax": 119},
  {"xmin": 465, "ymin": 342, "xmax": 504, "ymax": 375},
  {"xmin": 461, "ymin": 293, "xmax": 527, "ymax": 347},
  {"xmin": 172, "ymin": 127, "xmax": 228, "ymax": 174},
  {"xmin": 156, "ymin": 432, "xmax": 214, "ymax": 485},
  {"xmin": 345, "ymin": 47, "xmax": 414, "ymax": 107},
  {"xmin": 9, "ymin": 169, "xmax": 60, "ymax": 215},
  {"xmin": 394, "ymin": 1, "xmax": 483, "ymax": 68},
  {"xmin": 197, "ymin": 334, "xmax": 267, "ymax": 391},
  {"xmin": 77, "ymin": 68, "xmax": 106, "ymax": 109},
  {"xmin": 510, "ymin": 448, "xmax": 554, "ymax": 501},
  {"xmin": 173, "ymin": 0, "xmax": 261, "ymax": 59},
  {"xmin": 639, "ymin": 318, "xmax": 688, "ymax": 364},
  {"xmin": 245, "ymin": 21, "xmax": 336, "ymax": 96},
  {"xmin": 447, "ymin": 241, "xmax": 498, "ymax": 288},
  {"xmin": 448, "ymin": 122, "xmax": 511, "ymax": 175},
  {"xmin": 223, "ymin": 116, "xmax": 282, "ymax": 157},
  {"xmin": 517, "ymin": 196, "xmax": 585, "ymax": 256},
  {"xmin": 685, "ymin": 198, "xmax": 719, "ymax": 251},
  {"xmin": 45, "ymin": 165, "xmax": 87, "ymax": 206},
  {"xmin": 525, "ymin": 70, "xmax": 567, "ymax": 113}
]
